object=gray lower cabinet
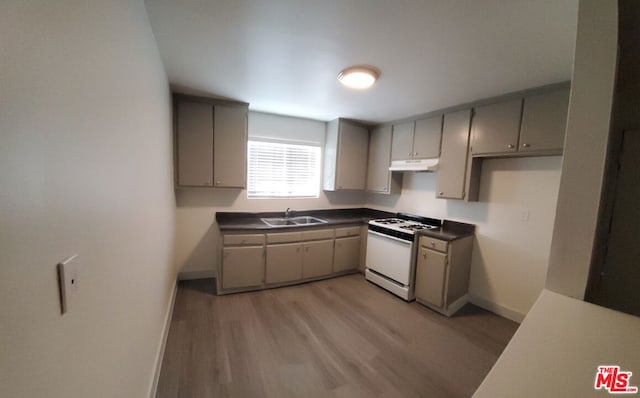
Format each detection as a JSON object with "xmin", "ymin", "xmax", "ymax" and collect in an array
[
  {"xmin": 220, "ymin": 226, "xmax": 361, "ymax": 294},
  {"xmin": 220, "ymin": 233, "xmax": 265, "ymax": 291},
  {"xmin": 334, "ymin": 236, "xmax": 361, "ymax": 272},
  {"xmin": 222, "ymin": 246, "xmax": 264, "ymax": 289},
  {"xmin": 302, "ymin": 239, "xmax": 334, "ymax": 279},
  {"xmin": 415, "ymin": 235, "xmax": 473, "ymax": 316},
  {"xmin": 266, "ymin": 242, "xmax": 303, "ymax": 284},
  {"xmin": 415, "ymin": 248, "xmax": 447, "ymax": 307},
  {"xmin": 436, "ymin": 109, "xmax": 472, "ymax": 200}
]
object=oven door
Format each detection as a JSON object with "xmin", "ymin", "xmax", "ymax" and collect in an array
[{"xmin": 366, "ymin": 229, "xmax": 413, "ymax": 286}]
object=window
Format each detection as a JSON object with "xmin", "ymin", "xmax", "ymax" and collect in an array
[{"xmin": 247, "ymin": 140, "xmax": 321, "ymax": 198}]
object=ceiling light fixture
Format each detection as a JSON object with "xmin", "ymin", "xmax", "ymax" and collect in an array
[{"xmin": 338, "ymin": 66, "xmax": 379, "ymax": 90}]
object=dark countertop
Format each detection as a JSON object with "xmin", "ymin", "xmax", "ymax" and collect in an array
[
  {"xmin": 216, "ymin": 208, "xmax": 395, "ymax": 231},
  {"xmin": 216, "ymin": 208, "xmax": 475, "ymax": 241},
  {"xmin": 415, "ymin": 219, "xmax": 475, "ymax": 241}
]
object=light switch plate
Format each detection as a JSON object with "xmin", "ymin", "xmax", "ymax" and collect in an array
[{"xmin": 57, "ymin": 254, "xmax": 79, "ymax": 314}]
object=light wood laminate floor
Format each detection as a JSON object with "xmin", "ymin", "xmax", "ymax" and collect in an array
[{"xmin": 156, "ymin": 274, "xmax": 518, "ymax": 398}]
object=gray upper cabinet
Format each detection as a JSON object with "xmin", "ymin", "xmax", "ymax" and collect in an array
[
  {"xmin": 176, "ymin": 101, "xmax": 214, "ymax": 187},
  {"xmin": 366, "ymin": 125, "xmax": 402, "ymax": 194},
  {"xmin": 471, "ymin": 98, "xmax": 523, "ymax": 155},
  {"xmin": 213, "ymin": 105, "xmax": 247, "ymax": 188},
  {"xmin": 391, "ymin": 116, "xmax": 442, "ymax": 161},
  {"xmin": 174, "ymin": 95, "xmax": 248, "ymax": 188},
  {"xmin": 436, "ymin": 109, "xmax": 472, "ymax": 200},
  {"xmin": 324, "ymin": 119, "xmax": 369, "ymax": 191},
  {"xmin": 413, "ymin": 116, "xmax": 442, "ymax": 158},
  {"xmin": 391, "ymin": 122, "xmax": 414, "ymax": 161},
  {"xmin": 519, "ymin": 88, "xmax": 570, "ymax": 154}
]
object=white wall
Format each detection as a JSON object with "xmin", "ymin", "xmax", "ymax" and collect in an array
[
  {"xmin": 546, "ymin": 0, "xmax": 618, "ymax": 299},
  {"xmin": 367, "ymin": 157, "xmax": 562, "ymax": 320},
  {"xmin": 176, "ymin": 112, "xmax": 365, "ymax": 277},
  {"xmin": 0, "ymin": 2, "xmax": 175, "ymax": 397}
]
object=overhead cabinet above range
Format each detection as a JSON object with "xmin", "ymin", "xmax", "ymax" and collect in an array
[
  {"xmin": 174, "ymin": 94, "xmax": 248, "ymax": 188},
  {"xmin": 391, "ymin": 115, "xmax": 443, "ymax": 161}
]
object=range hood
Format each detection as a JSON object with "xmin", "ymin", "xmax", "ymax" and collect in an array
[{"xmin": 389, "ymin": 158, "xmax": 439, "ymax": 172}]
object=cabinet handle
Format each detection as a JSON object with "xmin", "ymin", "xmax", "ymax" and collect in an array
[
  {"xmin": 305, "ymin": 247, "xmax": 309, "ymax": 252},
  {"xmin": 522, "ymin": 143, "xmax": 530, "ymax": 148},
  {"xmin": 414, "ymin": 152, "xmax": 418, "ymax": 156},
  {"xmin": 422, "ymin": 251, "xmax": 426, "ymax": 258},
  {"xmin": 507, "ymin": 144, "xmax": 515, "ymax": 149},
  {"xmin": 430, "ymin": 241, "xmax": 436, "ymax": 247},
  {"xmin": 439, "ymin": 192, "xmax": 444, "ymax": 196},
  {"xmin": 296, "ymin": 247, "xmax": 301, "ymax": 252},
  {"xmin": 407, "ymin": 152, "xmax": 412, "ymax": 156},
  {"xmin": 215, "ymin": 181, "xmax": 222, "ymax": 185}
]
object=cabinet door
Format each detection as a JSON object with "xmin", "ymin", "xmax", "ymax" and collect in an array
[
  {"xmin": 519, "ymin": 88, "xmax": 569, "ymax": 154},
  {"xmin": 266, "ymin": 243, "xmax": 302, "ymax": 284},
  {"xmin": 391, "ymin": 121, "xmax": 415, "ymax": 161},
  {"xmin": 471, "ymin": 99, "xmax": 522, "ymax": 155},
  {"xmin": 222, "ymin": 246, "xmax": 264, "ymax": 289},
  {"xmin": 335, "ymin": 121, "xmax": 368, "ymax": 190},
  {"xmin": 302, "ymin": 239, "xmax": 334, "ymax": 279},
  {"xmin": 213, "ymin": 105, "xmax": 247, "ymax": 188},
  {"xmin": 415, "ymin": 248, "xmax": 447, "ymax": 308},
  {"xmin": 176, "ymin": 101, "xmax": 214, "ymax": 186},
  {"xmin": 413, "ymin": 116, "xmax": 442, "ymax": 159},
  {"xmin": 436, "ymin": 109, "xmax": 471, "ymax": 199},
  {"xmin": 333, "ymin": 236, "xmax": 361, "ymax": 273},
  {"xmin": 366, "ymin": 125, "xmax": 396, "ymax": 193}
]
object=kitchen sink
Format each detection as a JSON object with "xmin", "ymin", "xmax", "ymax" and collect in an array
[
  {"xmin": 289, "ymin": 216, "xmax": 328, "ymax": 225},
  {"xmin": 261, "ymin": 216, "xmax": 327, "ymax": 227},
  {"xmin": 261, "ymin": 218, "xmax": 297, "ymax": 226}
]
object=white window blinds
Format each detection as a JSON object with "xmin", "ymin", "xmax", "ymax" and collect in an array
[{"xmin": 247, "ymin": 140, "xmax": 321, "ymax": 198}]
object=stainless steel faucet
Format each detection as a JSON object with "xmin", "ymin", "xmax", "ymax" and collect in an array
[{"xmin": 285, "ymin": 207, "xmax": 295, "ymax": 218}]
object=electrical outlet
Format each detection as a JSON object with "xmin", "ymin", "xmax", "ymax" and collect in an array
[
  {"xmin": 57, "ymin": 254, "xmax": 79, "ymax": 314},
  {"xmin": 520, "ymin": 210, "xmax": 530, "ymax": 222}
]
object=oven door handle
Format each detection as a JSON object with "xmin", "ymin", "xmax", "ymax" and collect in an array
[{"xmin": 367, "ymin": 229, "xmax": 413, "ymax": 245}]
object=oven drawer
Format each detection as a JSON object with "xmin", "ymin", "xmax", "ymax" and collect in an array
[
  {"xmin": 419, "ymin": 236, "xmax": 448, "ymax": 253},
  {"xmin": 365, "ymin": 230, "xmax": 412, "ymax": 286}
]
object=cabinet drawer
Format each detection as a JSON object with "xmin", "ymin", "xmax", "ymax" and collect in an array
[
  {"xmin": 419, "ymin": 236, "xmax": 448, "ymax": 253},
  {"xmin": 223, "ymin": 234, "xmax": 265, "ymax": 246},
  {"xmin": 334, "ymin": 226, "xmax": 361, "ymax": 238},
  {"xmin": 302, "ymin": 229, "xmax": 334, "ymax": 241},
  {"xmin": 267, "ymin": 232, "xmax": 303, "ymax": 244}
]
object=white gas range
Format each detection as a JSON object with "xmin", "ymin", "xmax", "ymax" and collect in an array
[{"xmin": 365, "ymin": 213, "xmax": 442, "ymax": 301}]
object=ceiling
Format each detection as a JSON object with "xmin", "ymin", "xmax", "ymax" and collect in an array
[{"xmin": 145, "ymin": 0, "xmax": 578, "ymax": 123}]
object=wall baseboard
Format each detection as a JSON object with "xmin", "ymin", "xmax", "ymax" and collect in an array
[
  {"xmin": 148, "ymin": 280, "xmax": 178, "ymax": 398},
  {"xmin": 178, "ymin": 269, "xmax": 217, "ymax": 280},
  {"xmin": 468, "ymin": 293, "xmax": 525, "ymax": 323}
]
